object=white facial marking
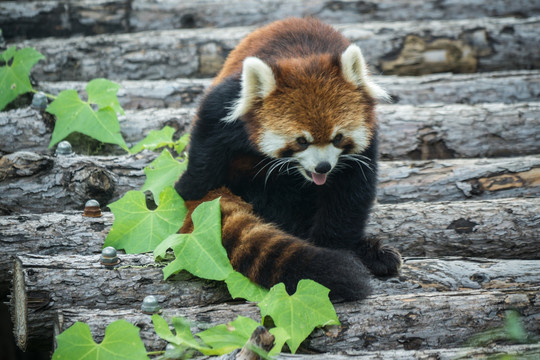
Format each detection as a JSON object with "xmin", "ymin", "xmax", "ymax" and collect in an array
[
  {"xmin": 294, "ymin": 144, "xmax": 342, "ymax": 175},
  {"xmin": 259, "ymin": 131, "xmax": 288, "ymax": 158},
  {"xmin": 350, "ymin": 126, "xmax": 370, "ymax": 153}
]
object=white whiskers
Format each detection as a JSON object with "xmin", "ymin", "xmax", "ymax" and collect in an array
[{"xmin": 338, "ymin": 154, "xmax": 375, "ymax": 182}]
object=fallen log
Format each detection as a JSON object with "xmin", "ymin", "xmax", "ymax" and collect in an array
[
  {"xmin": 3, "ymin": 102, "xmax": 539, "ymax": 159},
  {"xmin": 37, "ymin": 78, "xmax": 210, "ymax": 110},
  {"xmin": 130, "ymin": 0, "xmax": 540, "ymax": 31},
  {"xmin": 50, "ymin": 287, "xmax": 540, "ymax": 353},
  {"xmin": 378, "ymin": 156, "xmax": 540, "ymax": 203},
  {"xmin": 36, "ymin": 70, "xmax": 540, "ymax": 108},
  {"xmin": 1, "ymin": 150, "xmax": 538, "ymax": 214},
  {"xmin": 253, "ymin": 344, "xmax": 540, "ymax": 360},
  {"xmin": 0, "ymin": 107, "xmax": 195, "ymax": 155},
  {"xmin": 0, "ymin": 151, "xmax": 154, "ymax": 215},
  {"xmin": 0, "ymin": 0, "xmax": 128, "ymax": 40},
  {"xmin": 17, "ymin": 17, "xmax": 540, "ymax": 80},
  {"xmin": 8, "ymin": 242, "xmax": 540, "ymax": 349},
  {"xmin": 204, "ymin": 344, "xmax": 540, "ymax": 360},
  {"xmin": 4, "ymin": 0, "xmax": 539, "ymax": 40},
  {"xmin": 1, "ymin": 196, "xmax": 538, "ymax": 298}
]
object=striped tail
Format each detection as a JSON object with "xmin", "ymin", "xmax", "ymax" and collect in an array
[{"xmin": 181, "ymin": 187, "xmax": 371, "ymax": 301}]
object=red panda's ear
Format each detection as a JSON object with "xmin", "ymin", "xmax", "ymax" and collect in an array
[
  {"xmin": 341, "ymin": 44, "xmax": 391, "ymax": 102},
  {"xmin": 223, "ymin": 57, "xmax": 276, "ymax": 122}
]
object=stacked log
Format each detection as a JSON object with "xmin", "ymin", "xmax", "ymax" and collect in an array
[{"xmin": 0, "ymin": 0, "xmax": 539, "ymax": 358}]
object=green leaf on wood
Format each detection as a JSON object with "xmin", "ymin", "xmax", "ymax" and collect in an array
[
  {"xmin": 130, "ymin": 126, "xmax": 176, "ymax": 154},
  {"xmin": 52, "ymin": 320, "xmax": 148, "ymax": 360},
  {"xmin": 225, "ymin": 271, "xmax": 269, "ymax": 303},
  {"xmin": 258, "ymin": 279, "xmax": 340, "ymax": 353},
  {"xmin": 47, "ymin": 78, "xmax": 128, "ymax": 150},
  {"xmin": 152, "ymin": 315, "xmax": 205, "ymax": 351},
  {"xmin": 197, "ymin": 316, "xmax": 261, "ymax": 356},
  {"xmin": 154, "ymin": 198, "xmax": 232, "ymax": 280},
  {"xmin": 141, "ymin": 149, "xmax": 187, "ymax": 205},
  {"xmin": 104, "ymin": 186, "xmax": 186, "ymax": 253},
  {"xmin": 0, "ymin": 46, "xmax": 44, "ymax": 110}
]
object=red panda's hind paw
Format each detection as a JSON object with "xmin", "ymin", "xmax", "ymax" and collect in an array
[{"xmin": 362, "ymin": 244, "xmax": 403, "ymax": 278}]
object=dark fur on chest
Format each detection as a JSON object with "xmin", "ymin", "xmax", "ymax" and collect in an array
[{"xmin": 176, "ymin": 76, "xmax": 378, "ymax": 249}]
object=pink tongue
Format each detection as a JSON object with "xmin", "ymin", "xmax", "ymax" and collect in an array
[{"xmin": 312, "ymin": 173, "xmax": 327, "ymax": 185}]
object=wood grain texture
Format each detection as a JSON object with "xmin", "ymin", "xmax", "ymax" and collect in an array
[
  {"xmin": 3, "ymin": 102, "xmax": 539, "ymax": 159},
  {"xmin": 48, "ymin": 286, "xmax": 539, "ymax": 353},
  {"xmin": 17, "ymin": 17, "xmax": 540, "ymax": 80}
]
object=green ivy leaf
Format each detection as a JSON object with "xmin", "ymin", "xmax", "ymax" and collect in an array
[
  {"xmin": 197, "ymin": 316, "xmax": 261, "ymax": 355},
  {"xmin": 141, "ymin": 149, "xmax": 187, "ymax": 205},
  {"xmin": 86, "ymin": 78, "xmax": 124, "ymax": 115},
  {"xmin": 225, "ymin": 271, "xmax": 269, "ymax": 303},
  {"xmin": 173, "ymin": 133, "xmax": 190, "ymax": 154},
  {"xmin": 130, "ymin": 126, "xmax": 176, "ymax": 154},
  {"xmin": 152, "ymin": 315, "xmax": 205, "ymax": 351},
  {"xmin": 0, "ymin": 46, "xmax": 45, "ymax": 110},
  {"xmin": 52, "ymin": 320, "xmax": 148, "ymax": 360},
  {"xmin": 154, "ymin": 198, "xmax": 233, "ymax": 280},
  {"xmin": 47, "ymin": 79, "xmax": 128, "ymax": 151},
  {"xmin": 268, "ymin": 327, "xmax": 290, "ymax": 356},
  {"xmin": 104, "ymin": 186, "xmax": 186, "ymax": 253},
  {"xmin": 258, "ymin": 279, "xmax": 340, "ymax": 353}
]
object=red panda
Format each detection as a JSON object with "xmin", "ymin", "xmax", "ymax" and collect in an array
[{"xmin": 175, "ymin": 18, "xmax": 401, "ymax": 300}]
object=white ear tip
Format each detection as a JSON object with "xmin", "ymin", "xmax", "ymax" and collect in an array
[
  {"xmin": 222, "ymin": 56, "xmax": 276, "ymax": 123},
  {"xmin": 341, "ymin": 44, "xmax": 390, "ymax": 102}
]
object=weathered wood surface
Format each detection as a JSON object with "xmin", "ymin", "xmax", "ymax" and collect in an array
[
  {"xmin": 49, "ymin": 286, "xmax": 540, "ymax": 353},
  {"xmin": 130, "ymin": 0, "xmax": 540, "ymax": 31},
  {"xmin": 3, "ymin": 102, "xmax": 539, "ymax": 158},
  {"xmin": 4, "ymin": 0, "xmax": 539, "ymax": 40},
  {"xmin": 36, "ymin": 70, "xmax": 540, "ymax": 108},
  {"xmin": 2, "ymin": 197, "xmax": 538, "ymax": 299},
  {"xmin": 13, "ymin": 253, "xmax": 540, "ymax": 351},
  {"xmin": 368, "ymin": 198, "xmax": 540, "ymax": 259},
  {"xmin": 0, "ymin": 0, "xmax": 129, "ymax": 40},
  {"xmin": 227, "ymin": 344, "xmax": 540, "ymax": 360},
  {"xmin": 378, "ymin": 156, "xmax": 540, "ymax": 203},
  {"xmin": 0, "ymin": 151, "xmax": 153, "ymax": 215},
  {"xmin": 0, "ymin": 107, "xmax": 194, "ymax": 155},
  {"xmin": 38, "ymin": 78, "xmax": 210, "ymax": 109},
  {"xmin": 17, "ymin": 17, "xmax": 540, "ymax": 80},
  {"xmin": 2, "ymin": 150, "xmax": 538, "ymax": 214}
]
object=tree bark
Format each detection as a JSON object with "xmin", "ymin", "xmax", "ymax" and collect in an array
[
  {"xmin": 49, "ymin": 286, "xmax": 539, "ymax": 353},
  {"xmin": 0, "ymin": 151, "xmax": 154, "ymax": 215},
  {"xmin": 4, "ymin": 0, "xmax": 539, "ymax": 40},
  {"xmin": 269, "ymin": 344, "xmax": 540, "ymax": 360},
  {"xmin": 19, "ymin": 17, "xmax": 540, "ymax": 80},
  {"xmin": 3, "ymin": 102, "xmax": 539, "ymax": 159},
  {"xmin": 12, "ymin": 252, "xmax": 540, "ymax": 351},
  {"xmin": 378, "ymin": 156, "xmax": 540, "ymax": 203},
  {"xmin": 35, "ymin": 70, "xmax": 540, "ymax": 109},
  {"xmin": 37, "ymin": 78, "xmax": 210, "ymax": 110},
  {"xmin": 1, "ymin": 150, "xmax": 538, "ymax": 214},
  {"xmin": 1, "ymin": 197, "xmax": 538, "ymax": 299}
]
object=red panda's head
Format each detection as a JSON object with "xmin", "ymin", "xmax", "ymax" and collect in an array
[{"xmin": 223, "ymin": 44, "xmax": 389, "ymax": 185}]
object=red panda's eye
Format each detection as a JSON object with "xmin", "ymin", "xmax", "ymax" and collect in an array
[
  {"xmin": 333, "ymin": 133, "xmax": 343, "ymax": 146},
  {"xmin": 296, "ymin": 137, "xmax": 309, "ymax": 147}
]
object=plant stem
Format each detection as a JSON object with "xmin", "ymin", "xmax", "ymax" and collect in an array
[
  {"xmin": 30, "ymin": 88, "xmax": 57, "ymax": 100},
  {"xmin": 146, "ymin": 350, "xmax": 165, "ymax": 356}
]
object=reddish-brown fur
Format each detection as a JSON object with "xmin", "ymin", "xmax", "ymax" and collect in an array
[{"xmin": 176, "ymin": 18, "xmax": 400, "ymax": 300}]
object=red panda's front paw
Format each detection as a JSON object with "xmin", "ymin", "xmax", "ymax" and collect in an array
[{"xmin": 361, "ymin": 244, "xmax": 402, "ymax": 277}]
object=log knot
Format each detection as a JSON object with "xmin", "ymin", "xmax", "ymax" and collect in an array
[{"xmin": 381, "ymin": 29, "xmax": 492, "ymax": 75}]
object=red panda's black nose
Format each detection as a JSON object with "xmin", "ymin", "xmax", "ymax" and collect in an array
[{"xmin": 315, "ymin": 161, "xmax": 332, "ymax": 174}]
